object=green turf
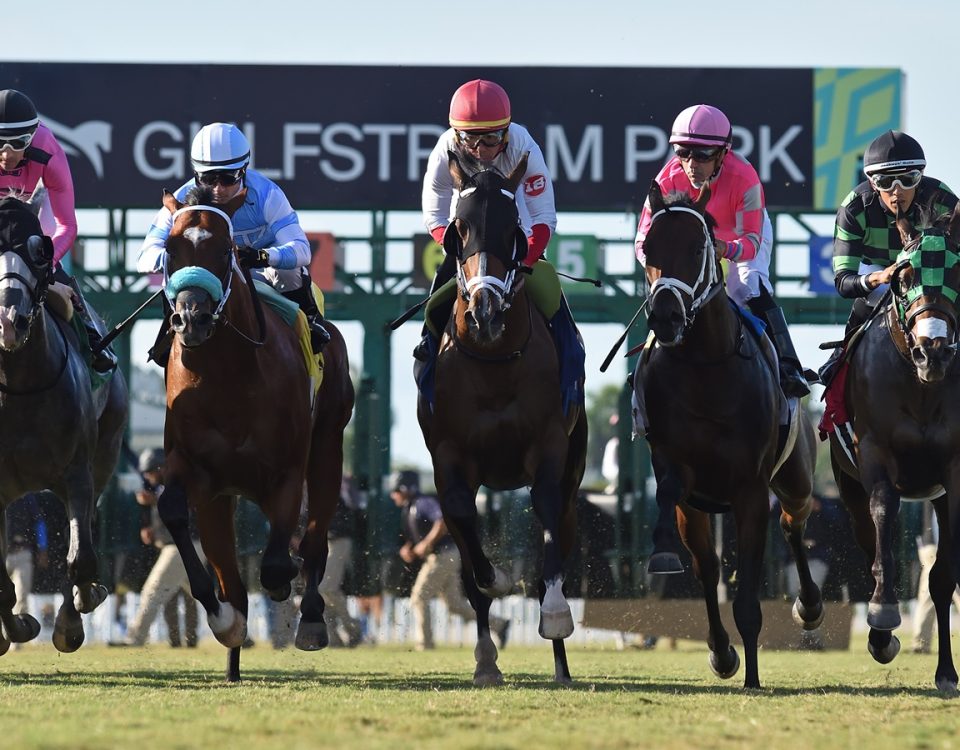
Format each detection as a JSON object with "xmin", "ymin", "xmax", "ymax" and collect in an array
[{"xmin": 0, "ymin": 641, "xmax": 956, "ymax": 749}]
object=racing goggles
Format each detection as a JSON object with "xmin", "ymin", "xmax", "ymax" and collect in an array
[
  {"xmin": 674, "ymin": 145, "xmax": 722, "ymax": 163},
  {"xmin": 0, "ymin": 132, "xmax": 35, "ymax": 151},
  {"xmin": 456, "ymin": 129, "xmax": 506, "ymax": 148},
  {"xmin": 196, "ymin": 168, "xmax": 245, "ymax": 187},
  {"xmin": 869, "ymin": 169, "xmax": 923, "ymax": 192}
]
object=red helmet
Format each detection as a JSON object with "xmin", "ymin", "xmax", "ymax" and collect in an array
[{"xmin": 449, "ymin": 79, "xmax": 511, "ymax": 132}]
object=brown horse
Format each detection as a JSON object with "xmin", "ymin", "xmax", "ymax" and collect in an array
[
  {"xmin": 157, "ymin": 187, "xmax": 354, "ymax": 681},
  {"xmin": 417, "ymin": 153, "xmax": 587, "ymax": 685},
  {"xmin": 636, "ymin": 183, "xmax": 821, "ymax": 689},
  {"xmin": 829, "ymin": 203, "xmax": 960, "ymax": 693}
]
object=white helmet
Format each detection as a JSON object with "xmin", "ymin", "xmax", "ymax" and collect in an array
[{"xmin": 190, "ymin": 123, "xmax": 251, "ymax": 173}]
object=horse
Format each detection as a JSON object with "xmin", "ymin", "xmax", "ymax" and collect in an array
[
  {"xmin": 0, "ymin": 196, "xmax": 128, "ymax": 655},
  {"xmin": 828, "ymin": 202, "xmax": 960, "ymax": 694},
  {"xmin": 158, "ymin": 186, "xmax": 354, "ymax": 682},
  {"xmin": 635, "ymin": 182, "xmax": 821, "ymax": 689},
  {"xmin": 416, "ymin": 152, "xmax": 587, "ymax": 686}
]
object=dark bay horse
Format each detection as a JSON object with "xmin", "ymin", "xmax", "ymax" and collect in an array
[
  {"xmin": 0, "ymin": 197, "xmax": 128, "ymax": 655},
  {"xmin": 417, "ymin": 152, "xmax": 587, "ymax": 686},
  {"xmin": 636, "ymin": 183, "xmax": 821, "ymax": 689},
  {"xmin": 829, "ymin": 203, "xmax": 960, "ymax": 693},
  {"xmin": 159, "ymin": 187, "xmax": 353, "ymax": 681}
]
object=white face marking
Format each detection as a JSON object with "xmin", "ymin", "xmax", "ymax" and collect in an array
[
  {"xmin": 183, "ymin": 227, "xmax": 212, "ymax": 248},
  {"xmin": 915, "ymin": 317, "xmax": 949, "ymax": 341}
]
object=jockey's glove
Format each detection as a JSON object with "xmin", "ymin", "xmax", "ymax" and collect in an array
[{"xmin": 237, "ymin": 245, "xmax": 270, "ymax": 269}]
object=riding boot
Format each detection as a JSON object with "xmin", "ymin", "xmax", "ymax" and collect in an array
[
  {"xmin": 413, "ymin": 254, "xmax": 456, "ymax": 362},
  {"xmin": 282, "ymin": 283, "xmax": 331, "ymax": 353},
  {"xmin": 64, "ymin": 273, "xmax": 117, "ymax": 373},
  {"xmin": 818, "ymin": 298, "xmax": 871, "ymax": 388},
  {"xmin": 753, "ymin": 304, "xmax": 810, "ymax": 399}
]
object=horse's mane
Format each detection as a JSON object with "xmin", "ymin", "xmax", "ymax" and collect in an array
[
  {"xmin": 184, "ymin": 185, "xmax": 216, "ymax": 207},
  {"xmin": 661, "ymin": 191, "xmax": 717, "ymax": 234}
]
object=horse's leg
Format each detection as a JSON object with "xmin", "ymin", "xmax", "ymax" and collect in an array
[
  {"xmin": 677, "ymin": 506, "xmax": 738, "ymax": 681},
  {"xmin": 258, "ymin": 476, "xmax": 301, "ymax": 601},
  {"xmin": 60, "ymin": 463, "xmax": 107, "ymax": 614},
  {"xmin": 158, "ymin": 482, "xmax": 246, "ymax": 652},
  {"xmin": 530, "ymin": 445, "xmax": 574, "ymax": 642},
  {"xmin": 196, "ymin": 495, "xmax": 248, "ymax": 683},
  {"xmin": 859, "ymin": 451, "xmax": 903, "ymax": 633},
  {"xmin": 460, "ymin": 566, "xmax": 502, "ymax": 687},
  {"xmin": 730, "ymin": 486, "xmax": 769, "ymax": 690},
  {"xmin": 647, "ymin": 454, "xmax": 685, "ymax": 574},
  {"xmin": 52, "ymin": 577, "xmax": 85, "ymax": 653},
  {"xmin": 776, "ymin": 496, "xmax": 825, "ymax": 630},
  {"xmin": 931, "ymin": 497, "xmax": 959, "ymax": 694},
  {"xmin": 0, "ymin": 531, "xmax": 40, "ymax": 648}
]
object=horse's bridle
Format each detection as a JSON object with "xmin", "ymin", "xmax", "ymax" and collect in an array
[
  {"xmin": 890, "ymin": 239, "xmax": 960, "ymax": 351},
  {"xmin": 646, "ymin": 205, "xmax": 723, "ymax": 334}
]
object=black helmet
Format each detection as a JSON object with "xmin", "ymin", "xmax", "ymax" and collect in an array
[
  {"xmin": 0, "ymin": 90, "xmax": 39, "ymax": 140},
  {"xmin": 138, "ymin": 448, "xmax": 165, "ymax": 473},
  {"xmin": 863, "ymin": 130, "xmax": 926, "ymax": 175},
  {"xmin": 390, "ymin": 469, "xmax": 420, "ymax": 494}
]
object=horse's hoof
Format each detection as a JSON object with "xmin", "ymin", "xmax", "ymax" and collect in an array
[
  {"xmin": 209, "ymin": 603, "xmax": 247, "ymax": 649},
  {"xmin": 267, "ymin": 583, "xmax": 292, "ymax": 603},
  {"xmin": 295, "ymin": 620, "xmax": 329, "ymax": 651},
  {"xmin": 554, "ymin": 672, "xmax": 574, "ymax": 686},
  {"xmin": 539, "ymin": 605, "xmax": 575, "ymax": 640},
  {"xmin": 935, "ymin": 675, "xmax": 959, "ymax": 696},
  {"xmin": 477, "ymin": 567, "xmax": 512, "ymax": 598},
  {"xmin": 709, "ymin": 646, "xmax": 740, "ymax": 679},
  {"xmin": 73, "ymin": 583, "xmax": 108, "ymax": 614},
  {"xmin": 473, "ymin": 636, "xmax": 501, "ymax": 686},
  {"xmin": 473, "ymin": 667, "xmax": 505, "ymax": 687},
  {"xmin": 792, "ymin": 597, "xmax": 825, "ymax": 631},
  {"xmin": 52, "ymin": 609, "xmax": 85, "ymax": 653},
  {"xmin": 647, "ymin": 552, "xmax": 684, "ymax": 575},
  {"xmin": 0, "ymin": 635, "xmax": 10, "ymax": 657},
  {"xmin": 867, "ymin": 602, "xmax": 901, "ymax": 630},
  {"xmin": 4, "ymin": 614, "xmax": 41, "ymax": 643},
  {"xmin": 867, "ymin": 634, "xmax": 900, "ymax": 664}
]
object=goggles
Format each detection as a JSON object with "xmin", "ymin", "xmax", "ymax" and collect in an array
[
  {"xmin": 674, "ymin": 145, "xmax": 722, "ymax": 163},
  {"xmin": 0, "ymin": 132, "xmax": 35, "ymax": 151},
  {"xmin": 456, "ymin": 129, "xmax": 506, "ymax": 148},
  {"xmin": 195, "ymin": 168, "xmax": 245, "ymax": 187},
  {"xmin": 869, "ymin": 169, "xmax": 923, "ymax": 192}
]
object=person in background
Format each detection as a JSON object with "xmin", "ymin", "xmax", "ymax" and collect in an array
[
  {"xmin": 390, "ymin": 470, "xmax": 510, "ymax": 651},
  {"xmin": 0, "ymin": 89, "xmax": 115, "ymax": 372},
  {"xmin": 3, "ymin": 493, "xmax": 46, "ymax": 620},
  {"xmin": 635, "ymin": 103, "xmax": 809, "ymax": 398},
  {"xmin": 319, "ymin": 475, "xmax": 364, "ymax": 647}
]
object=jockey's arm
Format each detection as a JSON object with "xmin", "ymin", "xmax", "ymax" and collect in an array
[
  {"xmin": 716, "ymin": 182, "xmax": 763, "ymax": 263},
  {"xmin": 258, "ymin": 188, "xmax": 310, "ymax": 269},
  {"xmin": 518, "ymin": 140, "xmax": 556, "ymax": 266},
  {"xmin": 41, "ymin": 140, "xmax": 79, "ymax": 263},
  {"xmin": 832, "ymin": 201, "xmax": 875, "ymax": 298},
  {"xmin": 421, "ymin": 137, "xmax": 456, "ymax": 245},
  {"xmin": 137, "ymin": 205, "xmax": 175, "ymax": 273}
]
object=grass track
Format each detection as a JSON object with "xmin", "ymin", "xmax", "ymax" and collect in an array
[{"xmin": 0, "ymin": 642, "xmax": 957, "ymax": 749}]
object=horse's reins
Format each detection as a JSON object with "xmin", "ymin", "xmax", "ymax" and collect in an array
[{"xmin": 167, "ymin": 205, "xmax": 267, "ymax": 347}]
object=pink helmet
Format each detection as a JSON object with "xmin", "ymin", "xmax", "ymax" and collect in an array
[
  {"xmin": 669, "ymin": 104, "xmax": 732, "ymax": 149},
  {"xmin": 449, "ymin": 79, "xmax": 511, "ymax": 132}
]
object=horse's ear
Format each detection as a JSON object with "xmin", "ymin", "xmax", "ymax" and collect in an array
[
  {"xmin": 895, "ymin": 207, "xmax": 916, "ymax": 245},
  {"xmin": 948, "ymin": 201, "xmax": 960, "ymax": 247},
  {"xmin": 647, "ymin": 181, "xmax": 665, "ymax": 213},
  {"xmin": 504, "ymin": 152, "xmax": 530, "ymax": 194},
  {"xmin": 694, "ymin": 183, "xmax": 711, "ymax": 213},
  {"xmin": 442, "ymin": 221, "xmax": 463, "ymax": 258},
  {"xmin": 448, "ymin": 150, "xmax": 468, "ymax": 190},
  {"xmin": 162, "ymin": 189, "xmax": 183, "ymax": 215}
]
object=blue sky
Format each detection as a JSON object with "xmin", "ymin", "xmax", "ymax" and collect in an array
[{"xmin": 6, "ymin": 0, "xmax": 958, "ymax": 469}]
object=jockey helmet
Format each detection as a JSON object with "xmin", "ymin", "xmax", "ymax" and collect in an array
[
  {"xmin": 190, "ymin": 123, "xmax": 251, "ymax": 173},
  {"xmin": 0, "ymin": 90, "xmax": 40, "ymax": 147},
  {"xmin": 449, "ymin": 80, "xmax": 511, "ymax": 132},
  {"xmin": 138, "ymin": 447, "xmax": 165, "ymax": 474},
  {"xmin": 390, "ymin": 469, "xmax": 420, "ymax": 495},
  {"xmin": 669, "ymin": 104, "xmax": 733, "ymax": 149},
  {"xmin": 863, "ymin": 130, "xmax": 926, "ymax": 175}
]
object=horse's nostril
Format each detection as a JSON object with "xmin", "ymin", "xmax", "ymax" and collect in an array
[{"xmin": 170, "ymin": 313, "xmax": 185, "ymax": 330}]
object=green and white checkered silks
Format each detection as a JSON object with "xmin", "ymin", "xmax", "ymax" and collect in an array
[{"xmin": 895, "ymin": 232, "xmax": 960, "ymax": 308}]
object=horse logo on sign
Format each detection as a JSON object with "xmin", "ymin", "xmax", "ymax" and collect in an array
[{"xmin": 42, "ymin": 114, "xmax": 112, "ymax": 179}]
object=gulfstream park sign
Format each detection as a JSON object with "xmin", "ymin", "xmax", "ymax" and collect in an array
[{"xmin": 2, "ymin": 63, "xmax": 814, "ymax": 210}]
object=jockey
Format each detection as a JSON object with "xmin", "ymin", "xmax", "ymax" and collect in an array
[
  {"xmin": 819, "ymin": 130, "xmax": 958, "ymax": 384},
  {"xmin": 0, "ymin": 89, "xmax": 115, "ymax": 372},
  {"xmin": 137, "ymin": 122, "xmax": 330, "ymax": 363},
  {"xmin": 635, "ymin": 103, "xmax": 810, "ymax": 398},
  {"xmin": 417, "ymin": 79, "xmax": 581, "ymax": 401}
]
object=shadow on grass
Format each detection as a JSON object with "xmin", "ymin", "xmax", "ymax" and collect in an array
[{"xmin": 1, "ymin": 666, "xmax": 949, "ymax": 699}]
